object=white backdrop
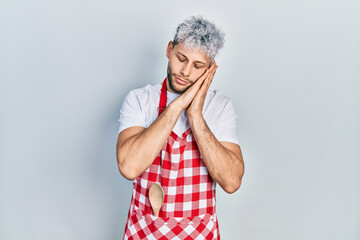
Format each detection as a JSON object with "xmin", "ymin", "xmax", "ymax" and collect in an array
[{"xmin": 1, "ymin": 0, "xmax": 359, "ymax": 239}]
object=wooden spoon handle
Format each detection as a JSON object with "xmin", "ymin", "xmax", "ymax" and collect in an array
[{"xmin": 153, "ymin": 207, "xmax": 160, "ymax": 217}]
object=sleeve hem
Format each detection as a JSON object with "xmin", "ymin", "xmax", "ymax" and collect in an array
[
  {"xmin": 218, "ymin": 137, "xmax": 240, "ymax": 146},
  {"xmin": 118, "ymin": 123, "xmax": 146, "ymax": 134}
]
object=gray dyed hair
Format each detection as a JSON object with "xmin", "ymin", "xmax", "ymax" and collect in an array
[{"xmin": 173, "ymin": 16, "xmax": 225, "ymax": 60}]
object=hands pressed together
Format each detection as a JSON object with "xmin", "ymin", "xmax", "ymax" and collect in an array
[{"xmin": 173, "ymin": 61, "xmax": 218, "ymax": 120}]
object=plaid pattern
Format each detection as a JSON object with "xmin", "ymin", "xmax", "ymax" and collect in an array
[
  {"xmin": 124, "ymin": 202, "xmax": 218, "ymax": 239},
  {"xmin": 123, "ymin": 79, "xmax": 220, "ymax": 239}
]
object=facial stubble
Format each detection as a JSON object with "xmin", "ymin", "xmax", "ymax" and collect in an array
[{"xmin": 167, "ymin": 65, "xmax": 193, "ymax": 94}]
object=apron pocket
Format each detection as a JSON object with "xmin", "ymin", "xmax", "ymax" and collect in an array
[
  {"xmin": 127, "ymin": 203, "xmax": 219, "ymax": 239},
  {"xmin": 131, "ymin": 203, "xmax": 216, "ymax": 229}
]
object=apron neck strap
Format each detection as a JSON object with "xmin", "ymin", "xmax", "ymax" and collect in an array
[{"xmin": 158, "ymin": 78, "xmax": 167, "ymax": 116}]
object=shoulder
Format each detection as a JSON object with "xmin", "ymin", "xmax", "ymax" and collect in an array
[
  {"xmin": 205, "ymin": 89, "xmax": 235, "ymax": 112},
  {"xmin": 118, "ymin": 83, "xmax": 161, "ymax": 132},
  {"xmin": 208, "ymin": 89, "xmax": 232, "ymax": 102},
  {"xmin": 204, "ymin": 89, "xmax": 239, "ymax": 145},
  {"xmin": 203, "ymin": 88, "xmax": 237, "ymax": 123},
  {"xmin": 120, "ymin": 82, "xmax": 161, "ymax": 113},
  {"xmin": 124, "ymin": 83, "xmax": 161, "ymax": 104},
  {"xmin": 127, "ymin": 83, "xmax": 161, "ymax": 98}
]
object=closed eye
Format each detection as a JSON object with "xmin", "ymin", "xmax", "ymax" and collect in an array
[
  {"xmin": 178, "ymin": 57, "xmax": 186, "ymax": 62},
  {"xmin": 176, "ymin": 53, "xmax": 187, "ymax": 62},
  {"xmin": 194, "ymin": 64, "xmax": 204, "ymax": 69}
]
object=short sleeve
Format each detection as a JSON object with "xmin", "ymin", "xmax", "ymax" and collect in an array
[
  {"xmin": 216, "ymin": 99, "xmax": 240, "ymax": 145},
  {"xmin": 118, "ymin": 90, "xmax": 146, "ymax": 134}
]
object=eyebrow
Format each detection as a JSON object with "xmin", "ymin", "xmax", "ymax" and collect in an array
[{"xmin": 176, "ymin": 52, "xmax": 206, "ymax": 65}]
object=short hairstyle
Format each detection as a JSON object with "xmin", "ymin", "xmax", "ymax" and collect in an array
[{"xmin": 173, "ymin": 16, "xmax": 225, "ymax": 60}]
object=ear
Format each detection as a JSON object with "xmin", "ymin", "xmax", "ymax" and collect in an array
[{"xmin": 166, "ymin": 41, "xmax": 173, "ymax": 59}]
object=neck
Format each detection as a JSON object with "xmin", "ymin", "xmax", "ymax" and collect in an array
[{"xmin": 165, "ymin": 78, "xmax": 175, "ymax": 93}]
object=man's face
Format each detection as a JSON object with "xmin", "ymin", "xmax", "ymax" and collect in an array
[{"xmin": 166, "ymin": 41, "xmax": 212, "ymax": 94}]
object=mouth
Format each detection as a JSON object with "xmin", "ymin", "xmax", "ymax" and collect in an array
[{"xmin": 174, "ymin": 76, "xmax": 189, "ymax": 85}]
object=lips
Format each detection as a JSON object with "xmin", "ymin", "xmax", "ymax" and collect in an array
[{"xmin": 175, "ymin": 76, "xmax": 189, "ymax": 85}]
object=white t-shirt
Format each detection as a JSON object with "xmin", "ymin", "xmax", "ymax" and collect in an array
[{"xmin": 118, "ymin": 83, "xmax": 239, "ymax": 145}]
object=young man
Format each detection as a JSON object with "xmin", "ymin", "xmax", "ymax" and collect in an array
[{"xmin": 116, "ymin": 16, "xmax": 244, "ymax": 239}]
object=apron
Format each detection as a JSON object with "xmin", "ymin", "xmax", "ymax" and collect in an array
[{"xmin": 123, "ymin": 79, "xmax": 220, "ymax": 239}]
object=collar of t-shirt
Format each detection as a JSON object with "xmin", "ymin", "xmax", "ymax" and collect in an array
[{"xmin": 166, "ymin": 91, "xmax": 180, "ymax": 106}]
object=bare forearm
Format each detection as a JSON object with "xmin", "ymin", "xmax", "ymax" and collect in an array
[
  {"xmin": 188, "ymin": 115, "xmax": 244, "ymax": 193},
  {"xmin": 117, "ymin": 103, "xmax": 182, "ymax": 180}
]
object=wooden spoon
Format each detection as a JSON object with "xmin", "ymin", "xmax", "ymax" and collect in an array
[{"xmin": 149, "ymin": 183, "xmax": 164, "ymax": 217}]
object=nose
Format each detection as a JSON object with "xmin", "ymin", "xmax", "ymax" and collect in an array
[{"xmin": 180, "ymin": 63, "xmax": 191, "ymax": 77}]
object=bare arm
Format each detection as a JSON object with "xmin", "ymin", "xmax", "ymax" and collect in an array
[
  {"xmin": 187, "ymin": 62, "xmax": 244, "ymax": 193},
  {"xmin": 116, "ymin": 67, "xmax": 216, "ymax": 180},
  {"xmin": 189, "ymin": 116, "xmax": 244, "ymax": 194},
  {"xmin": 116, "ymin": 103, "xmax": 182, "ymax": 180}
]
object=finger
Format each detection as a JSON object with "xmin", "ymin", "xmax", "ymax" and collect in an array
[
  {"xmin": 204, "ymin": 64, "xmax": 216, "ymax": 78},
  {"xmin": 209, "ymin": 62, "xmax": 216, "ymax": 71},
  {"xmin": 205, "ymin": 72, "xmax": 214, "ymax": 90},
  {"xmin": 183, "ymin": 74, "xmax": 207, "ymax": 97},
  {"xmin": 194, "ymin": 72, "xmax": 208, "ymax": 88},
  {"xmin": 208, "ymin": 65, "xmax": 217, "ymax": 81},
  {"xmin": 211, "ymin": 60, "xmax": 217, "ymax": 68},
  {"xmin": 204, "ymin": 68, "xmax": 216, "ymax": 91},
  {"xmin": 185, "ymin": 64, "xmax": 216, "ymax": 96},
  {"xmin": 197, "ymin": 68, "xmax": 211, "ymax": 82},
  {"xmin": 198, "ymin": 71, "xmax": 214, "ymax": 95}
]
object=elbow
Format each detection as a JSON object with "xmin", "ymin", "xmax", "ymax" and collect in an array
[
  {"xmin": 116, "ymin": 150, "xmax": 138, "ymax": 181},
  {"xmin": 223, "ymin": 179, "xmax": 242, "ymax": 194},
  {"xmin": 224, "ymin": 161, "xmax": 245, "ymax": 194},
  {"xmin": 118, "ymin": 163, "xmax": 138, "ymax": 181}
]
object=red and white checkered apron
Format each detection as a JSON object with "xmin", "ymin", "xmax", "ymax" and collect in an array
[{"xmin": 123, "ymin": 79, "xmax": 220, "ymax": 240}]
